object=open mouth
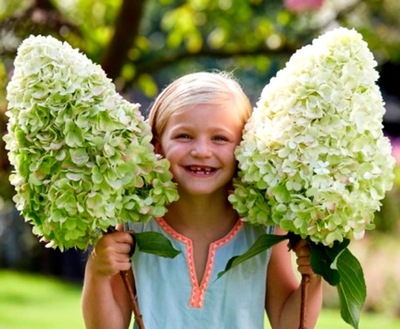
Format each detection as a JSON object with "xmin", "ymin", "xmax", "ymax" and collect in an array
[{"xmin": 186, "ymin": 165, "xmax": 216, "ymax": 175}]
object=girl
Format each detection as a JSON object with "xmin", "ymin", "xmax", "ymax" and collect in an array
[{"xmin": 81, "ymin": 72, "xmax": 322, "ymax": 329}]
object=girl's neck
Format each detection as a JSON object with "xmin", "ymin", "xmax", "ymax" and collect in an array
[
  {"xmin": 163, "ymin": 191, "xmax": 239, "ymax": 284},
  {"xmin": 163, "ymin": 193, "xmax": 238, "ymax": 240}
]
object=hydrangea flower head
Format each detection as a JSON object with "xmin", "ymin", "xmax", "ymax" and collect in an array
[
  {"xmin": 4, "ymin": 35, "xmax": 178, "ymax": 250},
  {"xmin": 229, "ymin": 27, "xmax": 395, "ymax": 246}
]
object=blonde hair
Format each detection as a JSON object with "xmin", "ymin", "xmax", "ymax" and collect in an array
[{"xmin": 148, "ymin": 71, "xmax": 252, "ymax": 143}]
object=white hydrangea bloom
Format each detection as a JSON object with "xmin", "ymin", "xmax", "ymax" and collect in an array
[
  {"xmin": 4, "ymin": 35, "xmax": 178, "ymax": 250},
  {"xmin": 229, "ymin": 27, "xmax": 395, "ymax": 246}
]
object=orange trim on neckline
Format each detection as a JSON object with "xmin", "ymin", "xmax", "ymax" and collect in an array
[{"xmin": 155, "ymin": 217, "xmax": 244, "ymax": 308}]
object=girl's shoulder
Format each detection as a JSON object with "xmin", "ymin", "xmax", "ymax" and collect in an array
[
  {"xmin": 124, "ymin": 218, "xmax": 160, "ymax": 233},
  {"xmin": 125, "ymin": 218, "xmax": 276, "ymax": 240},
  {"xmin": 241, "ymin": 220, "xmax": 275, "ymax": 235}
]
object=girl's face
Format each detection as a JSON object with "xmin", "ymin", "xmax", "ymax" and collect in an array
[{"xmin": 156, "ymin": 103, "xmax": 243, "ymax": 198}]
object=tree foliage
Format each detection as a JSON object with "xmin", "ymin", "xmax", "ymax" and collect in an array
[{"xmin": 2, "ymin": 0, "xmax": 400, "ymax": 94}]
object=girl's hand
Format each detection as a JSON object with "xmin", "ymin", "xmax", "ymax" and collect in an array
[
  {"xmin": 292, "ymin": 239, "xmax": 317, "ymax": 277},
  {"xmin": 89, "ymin": 230, "xmax": 135, "ymax": 277}
]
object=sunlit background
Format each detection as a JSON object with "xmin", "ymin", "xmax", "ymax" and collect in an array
[{"xmin": 1, "ymin": 0, "xmax": 399, "ymax": 328}]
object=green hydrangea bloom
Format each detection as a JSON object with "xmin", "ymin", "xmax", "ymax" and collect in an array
[
  {"xmin": 229, "ymin": 27, "xmax": 395, "ymax": 246},
  {"xmin": 4, "ymin": 35, "xmax": 178, "ymax": 250}
]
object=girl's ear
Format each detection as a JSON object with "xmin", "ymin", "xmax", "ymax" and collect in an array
[{"xmin": 153, "ymin": 138, "xmax": 164, "ymax": 156}]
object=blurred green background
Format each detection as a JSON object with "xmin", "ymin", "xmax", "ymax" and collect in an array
[
  {"xmin": 1, "ymin": 0, "xmax": 400, "ymax": 328},
  {"xmin": 1, "ymin": 269, "xmax": 400, "ymax": 328}
]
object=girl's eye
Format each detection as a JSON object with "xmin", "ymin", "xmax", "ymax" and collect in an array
[
  {"xmin": 176, "ymin": 134, "xmax": 191, "ymax": 139},
  {"xmin": 213, "ymin": 135, "xmax": 229, "ymax": 142}
]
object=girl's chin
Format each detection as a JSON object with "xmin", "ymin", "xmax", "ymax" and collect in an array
[{"xmin": 177, "ymin": 184, "xmax": 230, "ymax": 197}]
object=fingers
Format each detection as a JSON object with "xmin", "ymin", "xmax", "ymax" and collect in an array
[
  {"xmin": 113, "ymin": 231, "xmax": 135, "ymax": 245},
  {"xmin": 291, "ymin": 239, "xmax": 308, "ymax": 253},
  {"xmin": 90, "ymin": 231, "xmax": 135, "ymax": 277},
  {"xmin": 296, "ymin": 255, "xmax": 314, "ymax": 276},
  {"xmin": 292, "ymin": 239, "xmax": 317, "ymax": 276}
]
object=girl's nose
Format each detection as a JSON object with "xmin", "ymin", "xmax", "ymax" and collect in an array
[{"xmin": 190, "ymin": 139, "xmax": 212, "ymax": 157}]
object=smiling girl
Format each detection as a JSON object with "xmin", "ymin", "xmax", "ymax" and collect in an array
[{"xmin": 81, "ymin": 72, "xmax": 322, "ymax": 329}]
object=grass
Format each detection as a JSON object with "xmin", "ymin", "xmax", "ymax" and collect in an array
[
  {"xmin": 315, "ymin": 309, "xmax": 400, "ymax": 329},
  {"xmin": 1, "ymin": 270, "xmax": 400, "ymax": 329},
  {"xmin": 266, "ymin": 309, "xmax": 400, "ymax": 329},
  {"xmin": 0, "ymin": 270, "xmax": 84, "ymax": 329}
]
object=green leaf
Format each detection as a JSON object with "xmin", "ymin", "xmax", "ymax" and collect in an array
[
  {"xmin": 133, "ymin": 232, "xmax": 181, "ymax": 258},
  {"xmin": 217, "ymin": 233, "xmax": 287, "ymax": 279},
  {"xmin": 336, "ymin": 248, "xmax": 366, "ymax": 329},
  {"xmin": 309, "ymin": 238, "xmax": 350, "ymax": 285}
]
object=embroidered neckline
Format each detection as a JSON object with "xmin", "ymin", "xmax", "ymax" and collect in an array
[{"xmin": 155, "ymin": 217, "xmax": 244, "ymax": 308}]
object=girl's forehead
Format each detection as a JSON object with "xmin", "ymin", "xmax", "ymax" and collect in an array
[
  {"xmin": 178, "ymin": 101, "xmax": 242, "ymax": 116},
  {"xmin": 172, "ymin": 103, "xmax": 242, "ymax": 121},
  {"xmin": 164, "ymin": 103, "xmax": 244, "ymax": 132}
]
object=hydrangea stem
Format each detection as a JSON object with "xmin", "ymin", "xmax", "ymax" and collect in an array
[
  {"xmin": 119, "ymin": 270, "xmax": 145, "ymax": 329},
  {"xmin": 299, "ymin": 273, "xmax": 310, "ymax": 329},
  {"xmin": 107, "ymin": 227, "xmax": 145, "ymax": 328}
]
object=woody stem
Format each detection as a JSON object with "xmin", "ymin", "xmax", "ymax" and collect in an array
[
  {"xmin": 299, "ymin": 273, "xmax": 310, "ymax": 329},
  {"xmin": 119, "ymin": 270, "xmax": 145, "ymax": 329}
]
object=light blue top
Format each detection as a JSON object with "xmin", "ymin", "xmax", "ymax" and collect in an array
[{"xmin": 126, "ymin": 218, "xmax": 274, "ymax": 329}]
